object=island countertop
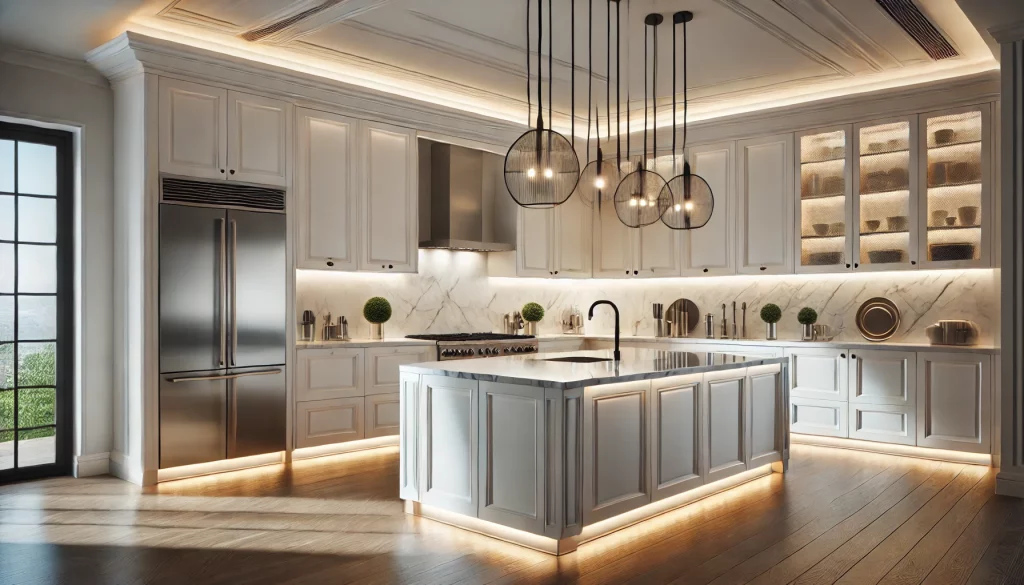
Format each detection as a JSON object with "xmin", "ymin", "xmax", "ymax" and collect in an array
[{"xmin": 399, "ymin": 347, "xmax": 788, "ymax": 390}]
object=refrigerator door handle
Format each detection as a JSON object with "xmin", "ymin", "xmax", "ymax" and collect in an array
[
  {"xmin": 166, "ymin": 368, "xmax": 283, "ymax": 383},
  {"xmin": 230, "ymin": 218, "xmax": 238, "ymax": 366},
  {"xmin": 219, "ymin": 217, "xmax": 227, "ymax": 367}
]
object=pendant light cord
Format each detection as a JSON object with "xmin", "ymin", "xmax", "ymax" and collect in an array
[
  {"xmin": 625, "ymin": 0, "xmax": 630, "ymax": 164},
  {"xmin": 606, "ymin": 0, "xmax": 611, "ymax": 147},
  {"xmin": 672, "ymin": 15, "xmax": 676, "ymax": 173},
  {"xmin": 571, "ymin": 0, "xmax": 574, "ymax": 148},
  {"xmin": 683, "ymin": 17, "xmax": 688, "ymax": 154},
  {"xmin": 652, "ymin": 19, "xmax": 657, "ymax": 168},
  {"xmin": 616, "ymin": 0, "xmax": 621, "ymax": 165},
  {"xmin": 526, "ymin": 0, "xmax": 531, "ymax": 127},
  {"xmin": 587, "ymin": 0, "xmax": 593, "ymax": 164},
  {"xmin": 537, "ymin": 0, "xmax": 543, "ymax": 128},
  {"xmin": 643, "ymin": 23, "xmax": 648, "ymax": 167},
  {"xmin": 548, "ymin": 0, "xmax": 553, "ymax": 132}
]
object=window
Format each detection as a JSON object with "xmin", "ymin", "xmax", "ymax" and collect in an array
[{"xmin": 0, "ymin": 121, "xmax": 72, "ymax": 481}]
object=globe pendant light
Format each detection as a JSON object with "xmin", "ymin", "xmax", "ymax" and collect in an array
[
  {"xmin": 661, "ymin": 11, "xmax": 714, "ymax": 230},
  {"xmin": 578, "ymin": 0, "xmax": 620, "ymax": 208},
  {"xmin": 613, "ymin": 12, "xmax": 669, "ymax": 228},
  {"xmin": 504, "ymin": 0, "xmax": 580, "ymax": 207}
]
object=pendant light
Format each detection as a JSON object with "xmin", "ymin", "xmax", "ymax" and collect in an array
[
  {"xmin": 613, "ymin": 12, "xmax": 669, "ymax": 228},
  {"xmin": 578, "ymin": 0, "xmax": 620, "ymax": 207},
  {"xmin": 504, "ymin": 0, "xmax": 580, "ymax": 207},
  {"xmin": 661, "ymin": 11, "xmax": 714, "ymax": 230}
]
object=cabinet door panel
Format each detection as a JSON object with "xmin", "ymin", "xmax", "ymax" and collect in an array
[
  {"xmin": 583, "ymin": 380, "xmax": 650, "ymax": 524},
  {"xmin": 365, "ymin": 392, "xmax": 401, "ymax": 438},
  {"xmin": 362, "ymin": 122, "xmax": 417, "ymax": 272},
  {"xmin": 518, "ymin": 207, "xmax": 553, "ymax": 276},
  {"xmin": 420, "ymin": 375, "xmax": 478, "ymax": 516},
  {"xmin": 705, "ymin": 372, "xmax": 746, "ymax": 482},
  {"xmin": 651, "ymin": 374, "xmax": 703, "ymax": 501},
  {"xmin": 593, "ymin": 199, "xmax": 634, "ymax": 277},
  {"xmin": 849, "ymin": 350, "xmax": 915, "ymax": 406},
  {"xmin": 228, "ymin": 91, "xmax": 290, "ymax": 186},
  {"xmin": 296, "ymin": 109, "xmax": 358, "ymax": 270},
  {"xmin": 917, "ymin": 353, "xmax": 991, "ymax": 453},
  {"xmin": 748, "ymin": 365, "xmax": 782, "ymax": 467},
  {"xmin": 786, "ymin": 348, "xmax": 848, "ymax": 401},
  {"xmin": 295, "ymin": 397, "xmax": 364, "ymax": 448},
  {"xmin": 638, "ymin": 222, "xmax": 681, "ymax": 277},
  {"xmin": 554, "ymin": 195, "xmax": 591, "ymax": 277},
  {"xmin": 159, "ymin": 77, "xmax": 227, "ymax": 180},
  {"xmin": 684, "ymin": 143, "xmax": 734, "ymax": 275},
  {"xmin": 790, "ymin": 396, "xmax": 848, "ymax": 437},
  {"xmin": 849, "ymin": 403, "xmax": 915, "ymax": 445},
  {"xmin": 738, "ymin": 134, "xmax": 793, "ymax": 274},
  {"xmin": 295, "ymin": 348, "xmax": 364, "ymax": 401},
  {"xmin": 365, "ymin": 346, "xmax": 433, "ymax": 395},
  {"xmin": 399, "ymin": 372, "xmax": 421, "ymax": 500}
]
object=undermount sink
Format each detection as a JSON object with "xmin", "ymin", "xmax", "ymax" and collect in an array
[{"xmin": 543, "ymin": 356, "xmax": 613, "ymax": 363}]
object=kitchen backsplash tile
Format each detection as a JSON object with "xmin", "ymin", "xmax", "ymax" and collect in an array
[{"xmin": 297, "ymin": 250, "xmax": 998, "ymax": 344}]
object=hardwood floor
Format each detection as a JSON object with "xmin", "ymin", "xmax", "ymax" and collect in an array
[{"xmin": 0, "ymin": 445, "xmax": 1022, "ymax": 585}]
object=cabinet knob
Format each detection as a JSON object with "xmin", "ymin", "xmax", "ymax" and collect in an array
[
  {"xmin": 851, "ymin": 354, "xmax": 857, "ymax": 359},
  {"xmin": 229, "ymin": 169, "xmax": 235, "ymax": 175},
  {"xmin": 759, "ymin": 266, "xmax": 766, "ymax": 271},
  {"xmin": 326, "ymin": 260, "xmax": 334, "ymax": 267},
  {"xmin": 220, "ymin": 169, "xmax": 225, "ymax": 174},
  {"xmin": 633, "ymin": 270, "xmax": 638, "ymax": 275},
  {"xmin": 911, "ymin": 260, "xmax": 917, "ymax": 265},
  {"xmin": 703, "ymin": 268, "xmax": 709, "ymax": 273},
  {"xmin": 846, "ymin": 264, "xmax": 851, "ymax": 268},
  {"xmin": 554, "ymin": 270, "xmax": 559, "ymax": 275},
  {"xmin": 626, "ymin": 271, "xmax": 629, "ymax": 275},
  {"xmin": 388, "ymin": 264, "xmax": 393, "ymax": 269},
  {"xmin": 840, "ymin": 353, "xmax": 846, "ymax": 358}
]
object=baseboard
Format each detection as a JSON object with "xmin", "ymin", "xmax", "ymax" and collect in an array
[
  {"xmin": 791, "ymin": 433, "xmax": 992, "ymax": 466},
  {"xmin": 73, "ymin": 452, "xmax": 110, "ymax": 477},
  {"xmin": 108, "ymin": 450, "xmax": 146, "ymax": 486},
  {"xmin": 291, "ymin": 435, "xmax": 399, "ymax": 461},
  {"xmin": 996, "ymin": 471, "xmax": 1024, "ymax": 498}
]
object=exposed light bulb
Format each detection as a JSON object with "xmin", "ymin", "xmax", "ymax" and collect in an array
[
  {"xmin": 594, "ymin": 177, "xmax": 606, "ymax": 189},
  {"xmin": 629, "ymin": 198, "xmax": 638, "ymax": 207},
  {"xmin": 685, "ymin": 201, "xmax": 695, "ymax": 211},
  {"xmin": 674, "ymin": 203, "xmax": 682, "ymax": 211},
  {"xmin": 527, "ymin": 167, "xmax": 536, "ymax": 178},
  {"xmin": 638, "ymin": 199, "xmax": 647, "ymax": 207},
  {"xmin": 543, "ymin": 168, "xmax": 554, "ymax": 179}
]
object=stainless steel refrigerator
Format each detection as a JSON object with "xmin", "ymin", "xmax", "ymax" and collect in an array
[{"xmin": 158, "ymin": 181, "xmax": 287, "ymax": 470}]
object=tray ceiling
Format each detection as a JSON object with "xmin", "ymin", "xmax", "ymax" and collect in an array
[{"xmin": 2, "ymin": 0, "xmax": 997, "ymax": 132}]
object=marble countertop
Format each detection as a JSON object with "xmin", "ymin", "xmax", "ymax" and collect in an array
[
  {"xmin": 399, "ymin": 347, "xmax": 787, "ymax": 390},
  {"xmin": 297, "ymin": 338, "xmax": 437, "ymax": 349},
  {"xmin": 537, "ymin": 334, "xmax": 999, "ymax": 354}
]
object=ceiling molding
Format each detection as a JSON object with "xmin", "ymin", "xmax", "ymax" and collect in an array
[
  {"xmin": 772, "ymin": 0, "xmax": 902, "ymax": 71},
  {"xmin": 0, "ymin": 45, "xmax": 110, "ymax": 88},
  {"xmin": 713, "ymin": 0, "xmax": 853, "ymax": 76},
  {"xmin": 989, "ymin": 20, "xmax": 1024, "ymax": 44},
  {"xmin": 242, "ymin": 0, "xmax": 397, "ymax": 45},
  {"xmin": 156, "ymin": 0, "xmax": 242, "ymax": 35}
]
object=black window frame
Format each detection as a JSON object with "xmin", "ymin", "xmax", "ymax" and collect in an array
[{"xmin": 0, "ymin": 120, "xmax": 74, "ymax": 483}]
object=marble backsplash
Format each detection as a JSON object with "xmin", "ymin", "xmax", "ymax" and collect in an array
[{"xmin": 297, "ymin": 250, "xmax": 999, "ymax": 345}]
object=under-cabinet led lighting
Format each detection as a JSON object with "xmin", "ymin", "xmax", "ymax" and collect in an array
[
  {"xmin": 292, "ymin": 436, "xmax": 399, "ymax": 461},
  {"xmin": 157, "ymin": 452, "xmax": 285, "ymax": 483},
  {"xmin": 792, "ymin": 434, "xmax": 991, "ymax": 466}
]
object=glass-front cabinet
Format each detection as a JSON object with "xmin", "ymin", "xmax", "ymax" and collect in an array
[
  {"xmin": 795, "ymin": 103, "xmax": 990, "ymax": 273},
  {"xmin": 854, "ymin": 117, "xmax": 918, "ymax": 270},
  {"xmin": 796, "ymin": 127, "xmax": 852, "ymax": 273},
  {"xmin": 919, "ymin": 106, "xmax": 990, "ymax": 268}
]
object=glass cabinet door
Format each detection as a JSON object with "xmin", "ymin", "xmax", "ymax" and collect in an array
[
  {"xmin": 797, "ymin": 128, "xmax": 851, "ymax": 272},
  {"xmin": 854, "ymin": 119, "xmax": 916, "ymax": 270},
  {"xmin": 921, "ymin": 107, "xmax": 987, "ymax": 265}
]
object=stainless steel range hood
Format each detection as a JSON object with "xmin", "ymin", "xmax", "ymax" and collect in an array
[{"xmin": 418, "ymin": 139, "xmax": 516, "ymax": 252}]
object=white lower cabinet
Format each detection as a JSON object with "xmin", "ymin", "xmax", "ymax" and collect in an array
[
  {"xmin": 791, "ymin": 396, "xmax": 848, "ymax": 437},
  {"xmin": 848, "ymin": 350, "xmax": 916, "ymax": 407},
  {"xmin": 419, "ymin": 375, "xmax": 479, "ymax": 516},
  {"xmin": 365, "ymin": 392, "xmax": 401, "ymax": 438},
  {"xmin": 916, "ymin": 352, "xmax": 992, "ymax": 453},
  {"xmin": 399, "ymin": 372, "xmax": 421, "ymax": 501},
  {"xmin": 849, "ymin": 402, "xmax": 916, "ymax": 445},
  {"xmin": 364, "ymin": 346, "xmax": 434, "ymax": 395},
  {"xmin": 787, "ymin": 347, "xmax": 848, "ymax": 401},
  {"xmin": 295, "ymin": 347, "xmax": 364, "ymax": 401},
  {"xmin": 582, "ymin": 380, "xmax": 651, "ymax": 524},
  {"xmin": 476, "ymin": 382, "xmax": 548, "ymax": 533},
  {"xmin": 704, "ymin": 369, "xmax": 748, "ymax": 483},
  {"xmin": 747, "ymin": 365, "xmax": 783, "ymax": 468},
  {"xmin": 650, "ymin": 374, "xmax": 704, "ymax": 501},
  {"xmin": 295, "ymin": 397, "xmax": 364, "ymax": 448}
]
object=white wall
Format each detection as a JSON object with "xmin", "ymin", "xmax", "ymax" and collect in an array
[
  {"xmin": 298, "ymin": 250, "xmax": 999, "ymax": 345},
  {"xmin": 0, "ymin": 48, "xmax": 114, "ymax": 475}
]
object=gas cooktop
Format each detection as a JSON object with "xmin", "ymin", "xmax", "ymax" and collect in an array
[{"xmin": 405, "ymin": 333, "xmax": 535, "ymax": 342}]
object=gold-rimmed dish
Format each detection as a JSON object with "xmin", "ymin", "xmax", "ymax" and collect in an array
[{"xmin": 856, "ymin": 297, "xmax": 900, "ymax": 341}]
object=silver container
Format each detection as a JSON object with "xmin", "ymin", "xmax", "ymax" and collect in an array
[
  {"xmin": 299, "ymin": 322, "xmax": 315, "ymax": 342},
  {"xmin": 370, "ymin": 322, "xmax": 384, "ymax": 340},
  {"xmin": 705, "ymin": 314, "xmax": 715, "ymax": 339},
  {"xmin": 524, "ymin": 321, "xmax": 538, "ymax": 336},
  {"xmin": 801, "ymin": 323, "xmax": 815, "ymax": 341},
  {"xmin": 766, "ymin": 322, "xmax": 778, "ymax": 341}
]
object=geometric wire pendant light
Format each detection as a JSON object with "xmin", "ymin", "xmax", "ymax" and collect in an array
[
  {"xmin": 613, "ymin": 12, "xmax": 670, "ymax": 228},
  {"xmin": 661, "ymin": 10, "xmax": 715, "ymax": 230},
  {"xmin": 504, "ymin": 0, "xmax": 580, "ymax": 207},
  {"xmin": 578, "ymin": 0, "xmax": 621, "ymax": 208}
]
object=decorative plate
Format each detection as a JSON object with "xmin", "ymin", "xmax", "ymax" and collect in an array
[{"xmin": 856, "ymin": 297, "xmax": 901, "ymax": 342}]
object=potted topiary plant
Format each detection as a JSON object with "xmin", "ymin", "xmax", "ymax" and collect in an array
[
  {"xmin": 760, "ymin": 303, "xmax": 782, "ymax": 340},
  {"xmin": 521, "ymin": 302, "xmax": 545, "ymax": 336},
  {"xmin": 798, "ymin": 307, "xmax": 818, "ymax": 341},
  {"xmin": 363, "ymin": 297, "xmax": 392, "ymax": 340}
]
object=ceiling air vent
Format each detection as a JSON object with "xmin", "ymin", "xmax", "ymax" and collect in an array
[
  {"xmin": 875, "ymin": 0, "xmax": 958, "ymax": 60},
  {"xmin": 240, "ymin": 0, "xmax": 342, "ymax": 42}
]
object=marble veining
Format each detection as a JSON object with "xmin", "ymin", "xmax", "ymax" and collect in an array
[
  {"xmin": 399, "ymin": 348, "xmax": 788, "ymax": 390},
  {"xmin": 297, "ymin": 250, "xmax": 998, "ymax": 345}
]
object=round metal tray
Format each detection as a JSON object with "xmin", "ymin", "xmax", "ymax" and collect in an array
[
  {"xmin": 856, "ymin": 297, "xmax": 901, "ymax": 341},
  {"xmin": 665, "ymin": 298, "xmax": 700, "ymax": 337}
]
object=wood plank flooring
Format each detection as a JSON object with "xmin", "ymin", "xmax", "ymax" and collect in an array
[{"xmin": 0, "ymin": 444, "xmax": 1021, "ymax": 585}]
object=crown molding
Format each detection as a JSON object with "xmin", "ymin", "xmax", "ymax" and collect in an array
[
  {"xmin": 0, "ymin": 45, "xmax": 110, "ymax": 89},
  {"xmin": 990, "ymin": 21, "xmax": 1024, "ymax": 44},
  {"xmin": 85, "ymin": 31, "xmax": 525, "ymax": 147}
]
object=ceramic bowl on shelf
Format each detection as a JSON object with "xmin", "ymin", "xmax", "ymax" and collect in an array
[
  {"xmin": 812, "ymin": 223, "xmax": 829, "ymax": 236},
  {"xmin": 886, "ymin": 139, "xmax": 902, "ymax": 150},
  {"xmin": 958, "ymin": 206, "xmax": 979, "ymax": 226},
  {"xmin": 944, "ymin": 216, "xmax": 957, "ymax": 226},
  {"xmin": 930, "ymin": 209, "xmax": 948, "ymax": 226},
  {"xmin": 808, "ymin": 251, "xmax": 843, "ymax": 266},
  {"xmin": 822, "ymin": 175, "xmax": 844, "ymax": 195},
  {"xmin": 950, "ymin": 162, "xmax": 973, "ymax": 184},
  {"xmin": 886, "ymin": 215, "xmax": 908, "ymax": 231},
  {"xmin": 864, "ymin": 219, "xmax": 881, "ymax": 232},
  {"xmin": 933, "ymin": 128, "xmax": 956, "ymax": 145},
  {"xmin": 930, "ymin": 242, "xmax": 975, "ymax": 261},
  {"xmin": 829, "ymin": 221, "xmax": 845, "ymax": 236},
  {"xmin": 868, "ymin": 142, "xmax": 884, "ymax": 153},
  {"xmin": 868, "ymin": 249, "xmax": 904, "ymax": 264}
]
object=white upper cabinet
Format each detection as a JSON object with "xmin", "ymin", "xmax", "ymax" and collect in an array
[
  {"xmin": 360, "ymin": 121, "xmax": 418, "ymax": 273},
  {"xmin": 795, "ymin": 126, "xmax": 853, "ymax": 273},
  {"xmin": 683, "ymin": 142, "xmax": 734, "ymax": 276},
  {"xmin": 159, "ymin": 78, "xmax": 227, "ymax": 181},
  {"xmin": 517, "ymin": 206, "xmax": 554, "ymax": 277},
  {"xmin": 227, "ymin": 91, "xmax": 290, "ymax": 187},
  {"xmin": 737, "ymin": 134, "xmax": 794, "ymax": 274},
  {"xmin": 159, "ymin": 78, "xmax": 289, "ymax": 187},
  {"xmin": 637, "ymin": 221, "xmax": 681, "ymax": 277},
  {"xmin": 295, "ymin": 108, "xmax": 358, "ymax": 270},
  {"xmin": 554, "ymin": 195, "xmax": 592, "ymax": 277},
  {"xmin": 593, "ymin": 198, "xmax": 635, "ymax": 278}
]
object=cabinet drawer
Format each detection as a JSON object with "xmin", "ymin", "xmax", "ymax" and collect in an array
[
  {"xmin": 296, "ymin": 348, "xmax": 364, "ymax": 401},
  {"xmin": 295, "ymin": 398, "xmax": 364, "ymax": 448},
  {"xmin": 790, "ymin": 397, "xmax": 848, "ymax": 438},
  {"xmin": 365, "ymin": 346, "xmax": 434, "ymax": 395},
  {"xmin": 365, "ymin": 392, "xmax": 401, "ymax": 438},
  {"xmin": 786, "ymin": 348, "xmax": 848, "ymax": 401},
  {"xmin": 849, "ymin": 403, "xmax": 916, "ymax": 446},
  {"xmin": 849, "ymin": 350, "xmax": 916, "ymax": 407}
]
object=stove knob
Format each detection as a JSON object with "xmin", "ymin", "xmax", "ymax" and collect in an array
[
  {"xmin": 514, "ymin": 347, "xmax": 523, "ymax": 353},
  {"xmin": 483, "ymin": 348, "xmax": 492, "ymax": 355},
  {"xmin": 477, "ymin": 348, "xmax": 485, "ymax": 356},
  {"xmin": 441, "ymin": 349, "xmax": 450, "ymax": 357},
  {"xmin": 462, "ymin": 349, "xmax": 472, "ymax": 356}
]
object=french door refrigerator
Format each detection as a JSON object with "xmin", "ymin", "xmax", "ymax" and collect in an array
[{"xmin": 158, "ymin": 181, "xmax": 287, "ymax": 470}]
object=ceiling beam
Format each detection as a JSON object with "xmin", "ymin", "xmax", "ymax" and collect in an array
[{"xmin": 240, "ymin": 0, "xmax": 397, "ymax": 44}]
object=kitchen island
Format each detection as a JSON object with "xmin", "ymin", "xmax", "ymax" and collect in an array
[{"xmin": 398, "ymin": 347, "xmax": 790, "ymax": 554}]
